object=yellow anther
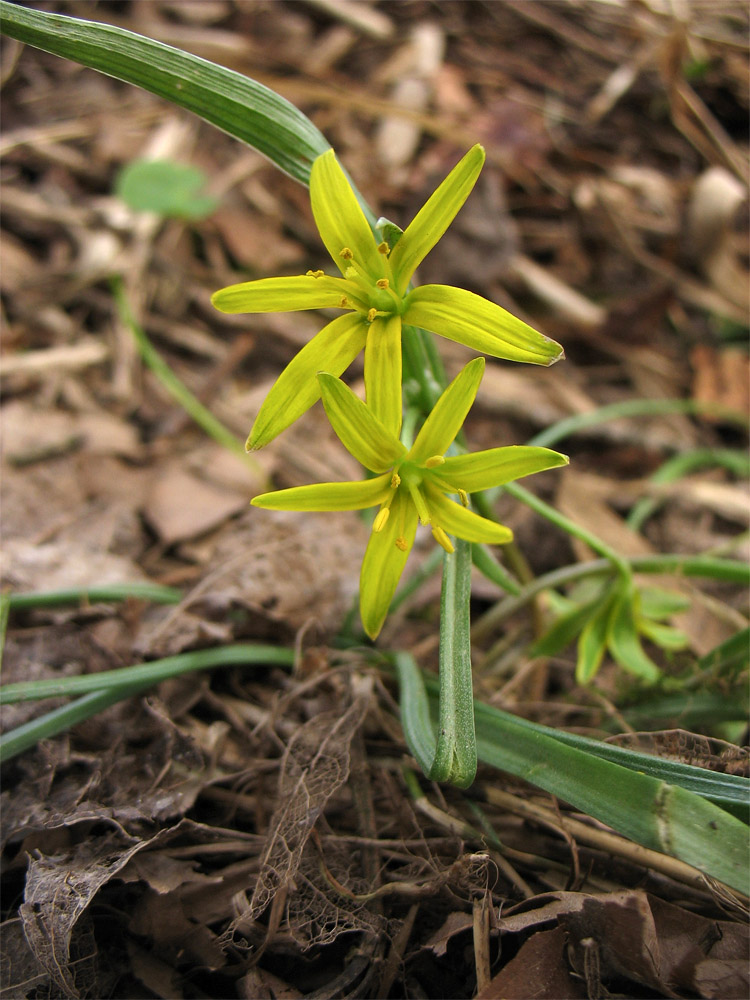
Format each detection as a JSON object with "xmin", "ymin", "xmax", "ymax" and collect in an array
[
  {"xmin": 458, "ymin": 488, "xmax": 469, "ymax": 507},
  {"xmin": 340, "ymin": 296, "xmax": 349, "ymax": 308},
  {"xmin": 377, "ymin": 241, "xmax": 391, "ymax": 256},
  {"xmin": 425, "ymin": 455, "xmax": 445, "ymax": 468},
  {"xmin": 345, "ymin": 267, "xmax": 357, "ymax": 281},
  {"xmin": 367, "ymin": 307, "xmax": 378, "ymax": 322},
  {"xmin": 306, "ymin": 269, "xmax": 325, "ymax": 278},
  {"xmin": 432, "ymin": 526, "xmax": 454, "ymax": 553},
  {"xmin": 390, "ymin": 472, "xmax": 401, "ymax": 489},
  {"xmin": 339, "ymin": 247, "xmax": 353, "ymax": 260},
  {"xmin": 376, "ymin": 278, "xmax": 390, "ymax": 289},
  {"xmin": 395, "ymin": 536, "xmax": 408, "ymax": 551},
  {"xmin": 373, "ymin": 508, "xmax": 390, "ymax": 532}
]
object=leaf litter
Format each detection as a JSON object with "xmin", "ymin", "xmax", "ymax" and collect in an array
[{"xmin": 1, "ymin": 1, "xmax": 748, "ymax": 997}]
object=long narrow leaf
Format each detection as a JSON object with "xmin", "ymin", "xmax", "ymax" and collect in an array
[
  {"xmin": 396, "ymin": 658, "xmax": 748, "ymax": 889},
  {"xmin": 0, "ymin": 1, "xmax": 330, "ymax": 183}
]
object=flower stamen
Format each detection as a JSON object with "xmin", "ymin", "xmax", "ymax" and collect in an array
[
  {"xmin": 306, "ymin": 269, "xmax": 325, "ymax": 278},
  {"xmin": 373, "ymin": 508, "xmax": 390, "ymax": 532},
  {"xmin": 425, "ymin": 455, "xmax": 445, "ymax": 468},
  {"xmin": 407, "ymin": 484, "xmax": 431, "ymax": 526},
  {"xmin": 432, "ymin": 525, "xmax": 454, "ymax": 553}
]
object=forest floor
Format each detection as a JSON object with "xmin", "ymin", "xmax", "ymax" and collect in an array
[{"xmin": 1, "ymin": 2, "xmax": 749, "ymax": 998}]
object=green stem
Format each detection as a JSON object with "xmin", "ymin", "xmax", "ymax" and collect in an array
[
  {"xmin": 401, "ymin": 324, "xmax": 444, "ymax": 414},
  {"xmin": 628, "ymin": 448, "xmax": 749, "ymax": 532},
  {"xmin": 503, "ymin": 481, "xmax": 630, "ymax": 576},
  {"xmin": 429, "ymin": 539, "xmax": 477, "ymax": 788},
  {"xmin": 528, "ymin": 397, "xmax": 748, "ymax": 449},
  {"xmin": 111, "ymin": 278, "xmax": 254, "ymax": 463}
]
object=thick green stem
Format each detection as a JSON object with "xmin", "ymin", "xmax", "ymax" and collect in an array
[{"xmin": 429, "ymin": 539, "xmax": 477, "ymax": 787}]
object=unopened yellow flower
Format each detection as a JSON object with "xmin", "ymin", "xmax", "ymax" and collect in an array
[
  {"xmin": 212, "ymin": 145, "xmax": 564, "ymax": 449},
  {"xmin": 251, "ymin": 358, "xmax": 568, "ymax": 638}
]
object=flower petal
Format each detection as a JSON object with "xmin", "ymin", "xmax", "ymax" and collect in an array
[
  {"xmin": 389, "ymin": 145, "xmax": 485, "ymax": 295},
  {"xmin": 359, "ymin": 490, "xmax": 417, "ymax": 639},
  {"xmin": 403, "ymin": 285, "xmax": 564, "ymax": 366},
  {"xmin": 318, "ymin": 372, "xmax": 405, "ymax": 473},
  {"xmin": 364, "ymin": 314, "xmax": 403, "ymax": 438},
  {"xmin": 440, "ymin": 446, "xmax": 568, "ymax": 493},
  {"xmin": 409, "ymin": 357, "xmax": 485, "ymax": 464},
  {"xmin": 252, "ymin": 474, "xmax": 391, "ymax": 511},
  {"xmin": 247, "ymin": 313, "xmax": 367, "ymax": 449},
  {"xmin": 310, "ymin": 149, "xmax": 384, "ymax": 283},
  {"xmin": 211, "ymin": 274, "xmax": 352, "ymax": 313},
  {"xmin": 425, "ymin": 486, "xmax": 513, "ymax": 545}
]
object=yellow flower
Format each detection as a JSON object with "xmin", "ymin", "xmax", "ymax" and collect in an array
[
  {"xmin": 252, "ymin": 358, "xmax": 568, "ymax": 638},
  {"xmin": 212, "ymin": 146, "xmax": 564, "ymax": 449}
]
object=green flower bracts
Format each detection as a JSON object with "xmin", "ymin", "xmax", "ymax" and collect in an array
[
  {"xmin": 212, "ymin": 145, "xmax": 564, "ymax": 449},
  {"xmin": 251, "ymin": 358, "xmax": 568, "ymax": 638}
]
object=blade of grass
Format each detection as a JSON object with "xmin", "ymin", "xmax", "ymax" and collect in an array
[
  {"xmin": 0, "ymin": 685, "xmax": 150, "ymax": 762},
  {"xmin": 468, "ymin": 695, "xmax": 749, "ymax": 817},
  {"xmin": 0, "ymin": 643, "xmax": 295, "ymax": 706},
  {"xmin": 0, "ymin": 1, "xmax": 330, "ymax": 184},
  {"xmin": 0, "ymin": 644, "xmax": 296, "ymax": 763},
  {"xmin": 7, "ymin": 583, "xmax": 182, "ymax": 612}
]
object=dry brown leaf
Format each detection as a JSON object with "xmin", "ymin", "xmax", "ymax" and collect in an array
[
  {"xmin": 477, "ymin": 925, "xmax": 587, "ymax": 1000},
  {"xmin": 690, "ymin": 344, "xmax": 750, "ymax": 420},
  {"xmin": 142, "ymin": 461, "xmax": 250, "ymax": 545},
  {"xmin": 238, "ymin": 683, "xmax": 371, "ymax": 939}
]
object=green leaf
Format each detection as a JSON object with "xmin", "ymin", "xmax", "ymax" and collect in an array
[
  {"xmin": 318, "ymin": 372, "xmax": 405, "ymax": 473},
  {"xmin": 116, "ymin": 158, "xmax": 218, "ymax": 219},
  {"xmin": 389, "ymin": 145, "xmax": 485, "ymax": 295},
  {"xmin": 0, "ymin": 1, "xmax": 330, "ymax": 184},
  {"xmin": 608, "ymin": 589, "xmax": 662, "ymax": 681},
  {"xmin": 404, "ymin": 285, "xmax": 564, "ymax": 366},
  {"xmin": 638, "ymin": 618, "xmax": 690, "ymax": 652},
  {"xmin": 576, "ymin": 591, "xmax": 616, "ymax": 684},
  {"xmin": 698, "ymin": 628, "xmax": 750, "ymax": 673},
  {"xmin": 376, "ymin": 217, "xmax": 404, "ymax": 253},
  {"xmin": 531, "ymin": 598, "xmax": 601, "ymax": 658},
  {"xmin": 638, "ymin": 587, "xmax": 692, "ymax": 620}
]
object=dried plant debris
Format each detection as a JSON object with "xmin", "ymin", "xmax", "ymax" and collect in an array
[{"xmin": 1, "ymin": 1, "xmax": 748, "ymax": 997}]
